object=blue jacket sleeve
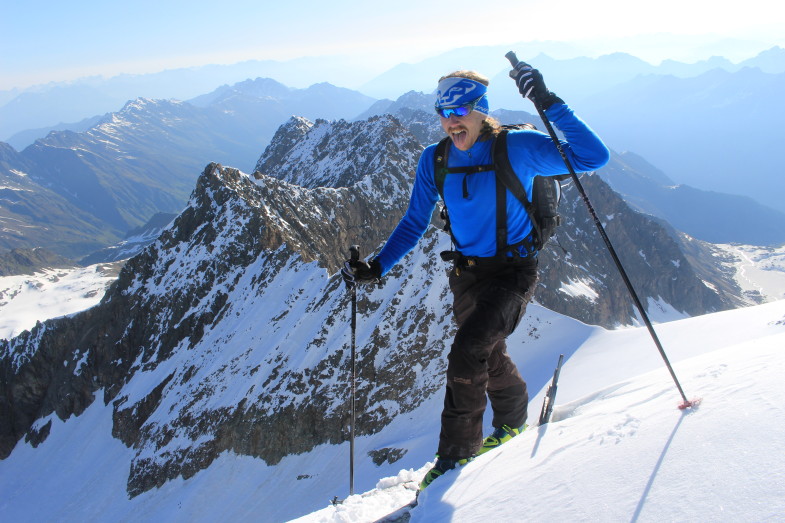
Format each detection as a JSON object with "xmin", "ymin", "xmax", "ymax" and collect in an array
[
  {"xmin": 514, "ymin": 102, "xmax": 610, "ymax": 174},
  {"xmin": 373, "ymin": 145, "xmax": 439, "ymax": 276}
]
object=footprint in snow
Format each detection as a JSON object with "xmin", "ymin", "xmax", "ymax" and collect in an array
[{"xmin": 587, "ymin": 414, "xmax": 640, "ymax": 445}]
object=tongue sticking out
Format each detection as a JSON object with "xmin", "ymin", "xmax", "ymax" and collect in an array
[{"xmin": 450, "ymin": 129, "xmax": 469, "ymax": 150}]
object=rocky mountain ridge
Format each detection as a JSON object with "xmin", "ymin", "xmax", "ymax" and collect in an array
[{"xmin": 0, "ymin": 116, "xmax": 432, "ymax": 497}]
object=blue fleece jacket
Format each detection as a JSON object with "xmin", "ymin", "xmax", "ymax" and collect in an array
[{"xmin": 374, "ymin": 103, "xmax": 610, "ymax": 276}]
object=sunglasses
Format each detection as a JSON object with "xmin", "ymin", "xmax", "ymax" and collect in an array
[{"xmin": 435, "ymin": 95, "xmax": 484, "ymax": 118}]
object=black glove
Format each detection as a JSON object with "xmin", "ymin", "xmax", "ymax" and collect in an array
[
  {"xmin": 509, "ymin": 62, "xmax": 563, "ymax": 110},
  {"xmin": 341, "ymin": 258, "xmax": 382, "ymax": 286}
]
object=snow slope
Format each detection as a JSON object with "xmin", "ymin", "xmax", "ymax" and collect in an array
[
  {"xmin": 299, "ymin": 299, "xmax": 785, "ymax": 522},
  {"xmin": 1, "ymin": 295, "xmax": 784, "ymax": 521},
  {"xmin": 0, "ymin": 263, "xmax": 121, "ymax": 339}
]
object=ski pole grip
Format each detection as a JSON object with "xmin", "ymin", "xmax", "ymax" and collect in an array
[
  {"xmin": 505, "ymin": 51, "xmax": 520, "ymax": 68},
  {"xmin": 349, "ymin": 245, "xmax": 360, "ymax": 262}
]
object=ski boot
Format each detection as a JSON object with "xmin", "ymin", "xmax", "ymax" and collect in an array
[
  {"xmin": 476, "ymin": 423, "xmax": 527, "ymax": 456},
  {"xmin": 419, "ymin": 455, "xmax": 473, "ymax": 490}
]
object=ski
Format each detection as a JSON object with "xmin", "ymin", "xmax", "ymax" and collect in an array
[
  {"xmin": 538, "ymin": 353, "xmax": 564, "ymax": 425},
  {"xmin": 333, "ymin": 484, "xmax": 419, "ymax": 522},
  {"xmin": 375, "ymin": 497, "xmax": 418, "ymax": 523}
]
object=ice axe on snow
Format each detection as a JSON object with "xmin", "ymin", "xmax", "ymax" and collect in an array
[
  {"xmin": 505, "ymin": 51, "xmax": 699, "ymax": 410},
  {"xmin": 539, "ymin": 354, "xmax": 564, "ymax": 425}
]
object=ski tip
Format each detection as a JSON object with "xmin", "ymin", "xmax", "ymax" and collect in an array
[{"xmin": 678, "ymin": 397, "xmax": 702, "ymax": 410}]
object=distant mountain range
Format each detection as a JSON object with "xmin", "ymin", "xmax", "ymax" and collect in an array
[
  {"xmin": 0, "ymin": 81, "xmax": 375, "ymax": 258},
  {"xmin": 0, "ymin": 56, "xmax": 380, "ymax": 143},
  {"xmin": 572, "ymin": 66, "xmax": 785, "ymax": 214},
  {"xmin": 598, "ymin": 151, "xmax": 785, "ymax": 246},
  {"xmin": 3, "ymin": 45, "xmax": 784, "ymax": 219},
  {"xmin": 3, "ymin": 45, "xmax": 784, "ymax": 144},
  {"xmin": 363, "ymin": 46, "xmax": 784, "ymax": 102}
]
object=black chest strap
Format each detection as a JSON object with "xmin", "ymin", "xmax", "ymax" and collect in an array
[{"xmin": 435, "ymin": 138, "xmax": 494, "ymax": 199}]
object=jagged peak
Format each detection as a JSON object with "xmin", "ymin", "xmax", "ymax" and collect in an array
[
  {"xmin": 254, "ymin": 114, "xmax": 422, "ymax": 189},
  {"xmin": 253, "ymin": 116, "xmax": 315, "ymax": 175},
  {"xmin": 283, "ymin": 115, "xmax": 314, "ymax": 132}
]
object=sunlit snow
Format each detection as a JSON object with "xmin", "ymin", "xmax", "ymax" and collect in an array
[
  {"xmin": 2, "ymin": 298, "xmax": 784, "ymax": 521},
  {"xmin": 0, "ymin": 263, "xmax": 121, "ymax": 339},
  {"xmin": 1, "ymin": 242, "xmax": 784, "ymax": 521}
]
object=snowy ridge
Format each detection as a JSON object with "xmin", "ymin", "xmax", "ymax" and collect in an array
[
  {"xmin": 0, "ymin": 155, "xmax": 450, "ymax": 500},
  {"xmin": 106, "ymin": 162, "xmax": 452, "ymax": 494}
]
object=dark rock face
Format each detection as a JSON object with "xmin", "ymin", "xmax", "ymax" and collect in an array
[
  {"xmin": 535, "ymin": 174, "xmax": 729, "ymax": 326},
  {"xmin": 0, "ymin": 113, "xmax": 739, "ymax": 499}
]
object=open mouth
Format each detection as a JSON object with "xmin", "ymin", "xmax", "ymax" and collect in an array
[
  {"xmin": 449, "ymin": 127, "xmax": 468, "ymax": 140},
  {"xmin": 449, "ymin": 127, "xmax": 470, "ymax": 148}
]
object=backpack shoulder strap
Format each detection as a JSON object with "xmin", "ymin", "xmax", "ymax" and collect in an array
[
  {"xmin": 493, "ymin": 129, "xmax": 543, "ymax": 249},
  {"xmin": 493, "ymin": 130, "xmax": 533, "ymax": 209},
  {"xmin": 434, "ymin": 137, "xmax": 451, "ymax": 200}
]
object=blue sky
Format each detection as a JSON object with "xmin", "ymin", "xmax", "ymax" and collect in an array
[{"xmin": 1, "ymin": 0, "xmax": 783, "ymax": 90}]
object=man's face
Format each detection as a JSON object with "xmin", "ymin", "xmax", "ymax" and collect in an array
[{"xmin": 440, "ymin": 110, "xmax": 485, "ymax": 151}]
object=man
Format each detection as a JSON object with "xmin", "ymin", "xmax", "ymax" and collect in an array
[{"xmin": 342, "ymin": 63, "xmax": 610, "ymax": 489}]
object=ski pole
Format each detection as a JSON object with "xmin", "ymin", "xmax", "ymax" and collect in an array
[
  {"xmin": 505, "ymin": 51, "xmax": 697, "ymax": 410},
  {"xmin": 348, "ymin": 244, "xmax": 359, "ymax": 495}
]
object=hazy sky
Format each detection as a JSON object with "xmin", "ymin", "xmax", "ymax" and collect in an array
[{"xmin": 2, "ymin": 0, "xmax": 783, "ymax": 90}]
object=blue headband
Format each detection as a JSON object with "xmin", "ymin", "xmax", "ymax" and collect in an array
[{"xmin": 435, "ymin": 77, "xmax": 489, "ymax": 115}]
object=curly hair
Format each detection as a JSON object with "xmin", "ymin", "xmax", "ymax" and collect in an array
[{"xmin": 438, "ymin": 70, "xmax": 490, "ymax": 85}]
